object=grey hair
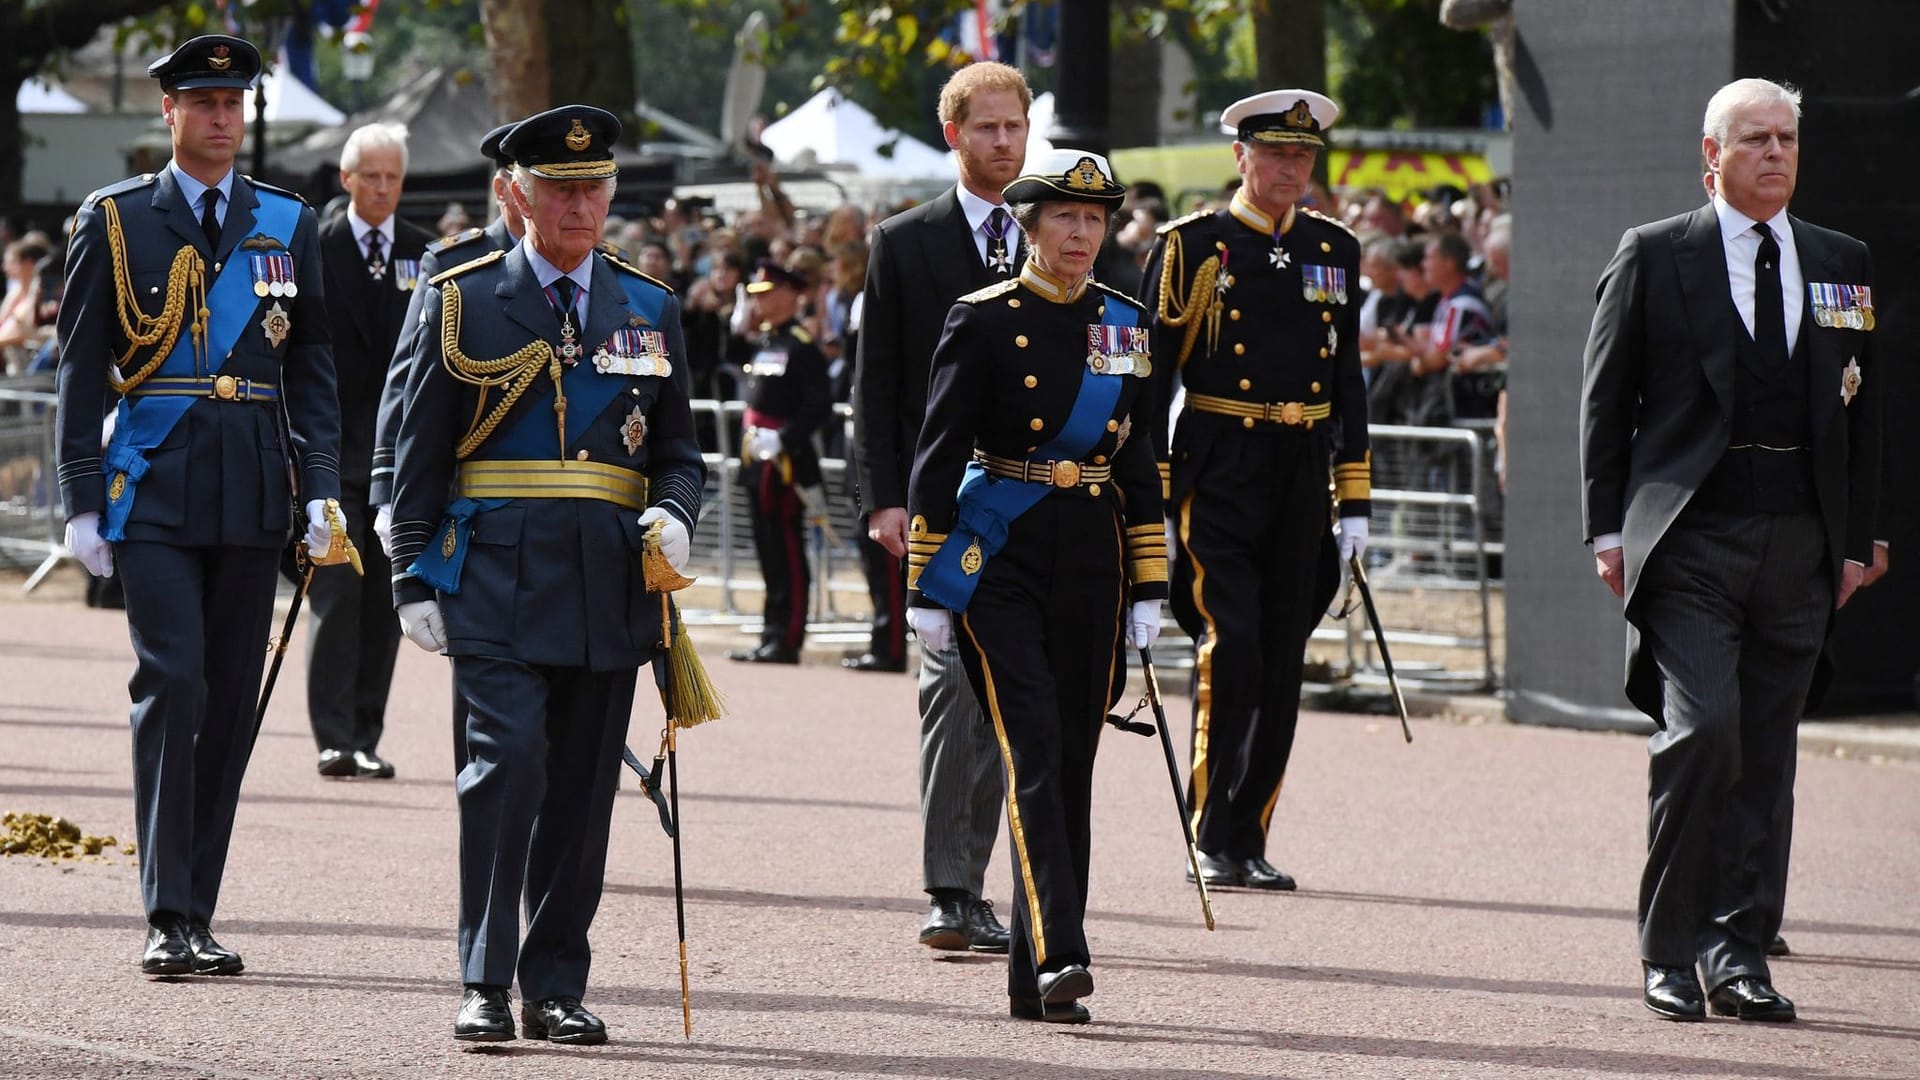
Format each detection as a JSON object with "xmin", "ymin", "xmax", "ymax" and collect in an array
[
  {"xmin": 1702, "ymin": 78, "xmax": 1801, "ymax": 144},
  {"xmin": 340, "ymin": 122, "xmax": 411, "ymax": 174},
  {"xmin": 1007, "ymin": 200, "xmax": 1117, "ymax": 240},
  {"xmin": 509, "ymin": 165, "xmax": 618, "ymax": 204}
]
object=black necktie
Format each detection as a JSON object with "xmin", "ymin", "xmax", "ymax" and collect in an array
[
  {"xmin": 200, "ymin": 190, "xmax": 221, "ymax": 249},
  {"xmin": 551, "ymin": 277, "xmax": 579, "ymax": 326},
  {"xmin": 985, "ymin": 207, "xmax": 1013, "ymax": 277},
  {"xmin": 1752, "ymin": 223, "xmax": 1788, "ymax": 366},
  {"xmin": 365, "ymin": 229, "xmax": 386, "ymax": 281}
]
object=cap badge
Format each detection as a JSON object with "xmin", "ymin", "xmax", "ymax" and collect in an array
[
  {"xmin": 1282, "ymin": 98, "xmax": 1314, "ymax": 129},
  {"xmin": 1066, "ymin": 157, "xmax": 1104, "ymax": 191},
  {"xmin": 209, "ymin": 45, "xmax": 232, "ymax": 70},
  {"xmin": 566, "ymin": 119, "xmax": 592, "ymax": 152}
]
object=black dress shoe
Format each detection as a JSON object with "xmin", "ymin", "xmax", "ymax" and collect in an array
[
  {"xmin": 1642, "ymin": 963, "xmax": 1705, "ymax": 1021},
  {"xmin": 919, "ymin": 896, "xmax": 969, "ymax": 951},
  {"xmin": 1038, "ymin": 963, "xmax": 1094, "ymax": 1006},
  {"xmin": 141, "ymin": 919, "xmax": 192, "ymax": 976},
  {"xmin": 1240, "ymin": 856, "xmax": 1297, "ymax": 892},
  {"xmin": 728, "ymin": 643, "xmax": 800, "ymax": 664},
  {"xmin": 1767, "ymin": 934, "xmax": 1790, "ymax": 957},
  {"xmin": 841, "ymin": 652, "xmax": 907, "ymax": 673},
  {"xmin": 1185, "ymin": 851, "xmax": 1245, "ymax": 888},
  {"xmin": 1708, "ymin": 976, "xmax": 1796, "ymax": 1022},
  {"xmin": 317, "ymin": 749, "xmax": 356, "ymax": 778},
  {"xmin": 187, "ymin": 924, "xmax": 244, "ymax": 975},
  {"xmin": 1009, "ymin": 996, "xmax": 1092, "ymax": 1024},
  {"xmin": 966, "ymin": 898, "xmax": 1010, "ymax": 953},
  {"xmin": 352, "ymin": 750, "xmax": 396, "ymax": 779},
  {"xmin": 522, "ymin": 997, "xmax": 607, "ymax": 1045},
  {"xmin": 455, "ymin": 985, "xmax": 515, "ymax": 1042}
]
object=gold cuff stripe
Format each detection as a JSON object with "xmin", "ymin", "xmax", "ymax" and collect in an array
[
  {"xmin": 456, "ymin": 459, "xmax": 649, "ymax": 510},
  {"xmin": 1129, "ymin": 560, "xmax": 1171, "ymax": 584},
  {"xmin": 1335, "ymin": 477, "xmax": 1372, "ymax": 501}
]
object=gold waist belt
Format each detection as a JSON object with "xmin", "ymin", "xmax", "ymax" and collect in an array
[
  {"xmin": 127, "ymin": 375, "xmax": 279, "ymax": 403},
  {"xmin": 974, "ymin": 450, "xmax": 1112, "ymax": 489},
  {"xmin": 1186, "ymin": 393, "xmax": 1330, "ymax": 427},
  {"xmin": 456, "ymin": 459, "xmax": 650, "ymax": 510}
]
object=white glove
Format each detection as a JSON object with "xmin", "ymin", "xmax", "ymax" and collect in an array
[
  {"xmin": 639, "ymin": 507, "xmax": 691, "ymax": 572},
  {"xmin": 397, "ymin": 599, "xmax": 447, "ymax": 653},
  {"xmin": 747, "ymin": 428, "xmax": 782, "ymax": 462},
  {"xmin": 65, "ymin": 511, "xmax": 113, "ymax": 579},
  {"xmin": 1127, "ymin": 599, "xmax": 1163, "ymax": 649},
  {"xmin": 305, "ymin": 499, "xmax": 333, "ymax": 559},
  {"xmin": 906, "ymin": 607, "xmax": 953, "ymax": 653},
  {"xmin": 374, "ymin": 503, "xmax": 394, "ymax": 559},
  {"xmin": 1337, "ymin": 516, "xmax": 1369, "ymax": 562}
]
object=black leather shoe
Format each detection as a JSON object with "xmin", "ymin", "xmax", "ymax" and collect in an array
[
  {"xmin": 522, "ymin": 997, "xmax": 607, "ymax": 1045},
  {"xmin": 1767, "ymin": 934, "xmax": 1790, "ymax": 957},
  {"xmin": 841, "ymin": 652, "xmax": 907, "ymax": 673},
  {"xmin": 966, "ymin": 898, "xmax": 1010, "ymax": 953},
  {"xmin": 1010, "ymin": 996, "xmax": 1092, "ymax": 1024},
  {"xmin": 1240, "ymin": 856, "xmax": 1298, "ymax": 891},
  {"xmin": 455, "ymin": 985, "xmax": 515, "ymax": 1042},
  {"xmin": 141, "ymin": 919, "xmax": 192, "ymax": 976},
  {"xmin": 1038, "ymin": 963, "xmax": 1094, "ymax": 1006},
  {"xmin": 352, "ymin": 750, "xmax": 396, "ymax": 779},
  {"xmin": 728, "ymin": 643, "xmax": 800, "ymax": 664},
  {"xmin": 317, "ymin": 749, "xmax": 356, "ymax": 778},
  {"xmin": 1708, "ymin": 976, "xmax": 1796, "ymax": 1022},
  {"xmin": 1185, "ymin": 851, "xmax": 1245, "ymax": 888},
  {"xmin": 187, "ymin": 924, "xmax": 244, "ymax": 975},
  {"xmin": 1642, "ymin": 963, "xmax": 1705, "ymax": 1021},
  {"xmin": 919, "ymin": 896, "xmax": 969, "ymax": 951}
]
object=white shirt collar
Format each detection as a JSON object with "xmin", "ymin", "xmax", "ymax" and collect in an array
[
  {"xmin": 1713, "ymin": 193, "xmax": 1792, "ymax": 250},
  {"xmin": 956, "ymin": 184, "xmax": 1009, "ymax": 234},
  {"xmin": 521, "ymin": 238, "xmax": 595, "ymax": 295},
  {"xmin": 168, "ymin": 160, "xmax": 234, "ymax": 215},
  {"xmin": 348, "ymin": 208, "xmax": 395, "ymax": 249}
]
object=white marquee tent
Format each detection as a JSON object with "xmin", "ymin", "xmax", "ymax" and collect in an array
[
  {"xmin": 18, "ymin": 79, "xmax": 86, "ymax": 114},
  {"xmin": 759, "ymin": 88, "xmax": 952, "ymax": 180}
]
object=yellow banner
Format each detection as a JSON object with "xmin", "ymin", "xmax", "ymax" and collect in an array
[{"xmin": 1328, "ymin": 150, "xmax": 1492, "ymax": 201}]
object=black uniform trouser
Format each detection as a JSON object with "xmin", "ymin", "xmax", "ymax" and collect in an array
[
  {"xmin": 305, "ymin": 493, "xmax": 400, "ymax": 753},
  {"xmin": 1171, "ymin": 429, "xmax": 1328, "ymax": 862},
  {"xmin": 1635, "ymin": 508, "xmax": 1827, "ymax": 991},
  {"xmin": 744, "ymin": 459, "xmax": 808, "ymax": 650},
  {"xmin": 951, "ymin": 496, "xmax": 1125, "ymax": 999},
  {"xmin": 117, "ymin": 541, "xmax": 280, "ymax": 925},
  {"xmin": 860, "ymin": 531, "xmax": 907, "ymax": 665},
  {"xmin": 452, "ymin": 655, "xmax": 637, "ymax": 1002}
]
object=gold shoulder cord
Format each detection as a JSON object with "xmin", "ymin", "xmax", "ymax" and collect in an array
[
  {"xmin": 438, "ymin": 280, "xmax": 569, "ymax": 460},
  {"xmin": 101, "ymin": 197, "xmax": 208, "ymax": 391},
  {"xmin": 1153, "ymin": 230, "xmax": 1223, "ymax": 369}
]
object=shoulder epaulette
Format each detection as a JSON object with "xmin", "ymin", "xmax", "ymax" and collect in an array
[
  {"xmin": 790, "ymin": 324, "xmax": 814, "ymax": 345},
  {"xmin": 428, "ymin": 248, "xmax": 506, "ymax": 286},
  {"xmin": 957, "ymin": 278, "xmax": 1022, "ymax": 304},
  {"xmin": 82, "ymin": 174, "xmax": 157, "ymax": 210},
  {"xmin": 1090, "ymin": 280, "xmax": 1148, "ymax": 312},
  {"xmin": 1156, "ymin": 208, "xmax": 1212, "ymax": 235},
  {"xmin": 429, "ymin": 227, "xmax": 486, "ymax": 255},
  {"xmin": 600, "ymin": 250, "xmax": 675, "ymax": 295},
  {"xmin": 1300, "ymin": 206, "xmax": 1357, "ymax": 239}
]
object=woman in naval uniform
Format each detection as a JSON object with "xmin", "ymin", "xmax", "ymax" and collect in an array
[{"xmin": 904, "ymin": 149, "xmax": 1167, "ymax": 1024}]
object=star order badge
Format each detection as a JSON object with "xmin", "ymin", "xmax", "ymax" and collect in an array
[
  {"xmin": 621, "ymin": 405, "xmax": 648, "ymax": 454},
  {"xmin": 1842, "ymin": 356, "xmax": 1862, "ymax": 405},
  {"xmin": 260, "ymin": 301, "xmax": 291, "ymax": 347},
  {"xmin": 1269, "ymin": 245, "xmax": 1291, "ymax": 270}
]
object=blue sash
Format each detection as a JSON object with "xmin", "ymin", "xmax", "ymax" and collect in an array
[
  {"xmin": 918, "ymin": 298, "xmax": 1140, "ymax": 612},
  {"xmin": 101, "ymin": 189, "xmax": 303, "ymax": 540},
  {"xmin": 409, "ymin": 265, "xmax": 671, "ymax": 593}
]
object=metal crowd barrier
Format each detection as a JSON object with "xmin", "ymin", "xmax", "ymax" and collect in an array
[{"xmin": 0, "ymin": 375, "xmax": 64, "ymax": 590}]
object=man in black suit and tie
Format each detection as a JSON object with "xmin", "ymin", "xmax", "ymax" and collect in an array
[
  {"xmin": 852, "ymin": 60, "xmax": 1029, "ymax": 953},
  {"xmin": 1581, "ymin": 77, "xmax": 1881, "ymax": 1024},
  {"xmin": 308, "ymin": 122, "xmax": 435, "ymax": 779}
]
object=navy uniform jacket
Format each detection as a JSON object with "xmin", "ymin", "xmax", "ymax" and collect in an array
[
  {"xmin": 389, "ymin": 241, "xmax": 705, "ymax": 672},
  {"xmin": 318, "ymin": 211, "xmax": 436, "ymax": 495},
  {"xmin": 56, "ymin": 168, "xmax": 341, "ymax": 547},
  {"xmin": 1140, "ymin": 195, "xmax": 1370, "ymax": 519},
  {"xmin": 740, "ymin": 317, "xmax": 832, "ymax": 487},
  {"xmin": 907, "ymin": 271, "xmax": 1167, "ymax": 608},
  {"xmin": 370, "ymin": 221, "xmax": 514, "ymax": 507}
]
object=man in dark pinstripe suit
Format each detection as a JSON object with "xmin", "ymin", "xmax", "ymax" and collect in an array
[{"xmin": 1581, "ymin": 78, "xmax": 1880, "ymax": 1025}]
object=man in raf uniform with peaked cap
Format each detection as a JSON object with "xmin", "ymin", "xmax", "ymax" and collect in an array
[
  {"xmin": 1140, "ymin": 88, "xmax": 1371, "ymax": 893},
  {"xmin": 388, "ymin": 104, "xmax": 704, "ymax": 1046},
  {"xmin": 56, "ymin": 33, "xmax": 343, "ymax": 978}
]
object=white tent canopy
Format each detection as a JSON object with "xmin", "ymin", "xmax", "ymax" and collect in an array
[
  {"xmin": 19, "ymin": 79, "xmax": 86, "ymax": 114},
  {"xmin": 1026, "ymin": 91, "xmax": 1055, "ymax": 158},
  {"xmin": 760, "ymin": 88, "xmax": 952, "ymax": 180},
  {"xmin": 243, "ymin": 59, "xmax": 345, "ymax": 127}
]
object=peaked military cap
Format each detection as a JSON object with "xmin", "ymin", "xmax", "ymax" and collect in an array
[
  {"xmin": 1220, "ymin": 89, "xmax": 1340, "ymax": 148},
  {"xmin": 501, "ymin": 105, "xmax": 621, "ymax": 180},
  {"xmin": 745, "ymin": 260, "xmax": 807, "ymax": 295},
  {"xmin": 479, "ymin": 122, "xmax": 519, "ymax": 170},
  {"xmin": 148, "ymin": 34, "xmax": 262, "ymax": 92},
  {"xmin": 1001, "ymin": 148, "xmax": 1127, "ymax": 206}
]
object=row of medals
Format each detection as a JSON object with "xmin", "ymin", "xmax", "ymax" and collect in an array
[
  {"xmin": 253, "ymin": 279, "xmax": 297, "ymax": 299},
  {"xmin": 1814, "ymin": 306, "xmax": 1873, "ymax": 330}
]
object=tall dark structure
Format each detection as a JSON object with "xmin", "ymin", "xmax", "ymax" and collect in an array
[
  {"xmin": 1506, "ymin": 0, "xmax": 1920, "ymax": 728},
  {"xmin": 1049, "ymin": 0, "xmax": 1111, "ymax": 155}
]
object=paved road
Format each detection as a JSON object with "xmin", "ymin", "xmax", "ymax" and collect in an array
[{"xmin": 1, "ymin": 578, "xmax": 1916, "ymax": 1079}]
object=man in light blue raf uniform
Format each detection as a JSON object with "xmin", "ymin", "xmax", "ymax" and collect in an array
[
  {"xmin": 388, "ymin": 105, "xmax": 704, "ymax": 1046},
  {"xmin": 54, "ymin": 34, "xmax": 343, "ymax": 978}
]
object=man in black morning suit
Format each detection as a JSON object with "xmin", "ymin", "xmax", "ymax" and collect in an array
[
  {"xmin": 1580, "ymin": 78, "xmax": 1881, "ymax": 1024},
  {"xmin": 852, "ymin": 60, "xmax": 1030, "ymax": 953},
  {"xmin": 307, "ymin": 122, "xmax": 435, "ymax": 779},
  {"xmin": 54, "ymin": 35, "xmax": 342, "ymax": 977}
]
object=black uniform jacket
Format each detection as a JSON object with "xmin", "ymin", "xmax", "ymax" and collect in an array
[
  {"xmin": 1579, "ymin": 203, "xmax": 1880, "ymax": 718},
  {"xmin": 56, "ymin": 167, "xmax": 341, "ymax": 547},
  {"xmin": 740, "ymin": 317, "xmax": 833, "ymax": 487},
  {"xmin": 906, "ymin": 265, "xmax": 1167, "ymax": 609},
  {"xmin": 319, "ymin": 211, "xmax": 435, "ymax": 494},
  {"xmin": 389, "ymin": 241, "xmax": 705, "ymax": 672}
]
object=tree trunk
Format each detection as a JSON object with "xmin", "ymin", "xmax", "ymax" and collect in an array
[
  {"xmin": 1252, "ymin": 0, "xmax": 1327, "ymax": 92},
  {"xmin": 546, "ymin": 0, "xmax": 635, "ymax": 133},
  {"xmin": 480, "ymin": 0, "xmax": 551, "ymax": 125}
]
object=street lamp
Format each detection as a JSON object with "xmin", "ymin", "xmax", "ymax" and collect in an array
[{"xmin": 342, "ymin": 30, "xmax": 374, "ymax": 115}]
